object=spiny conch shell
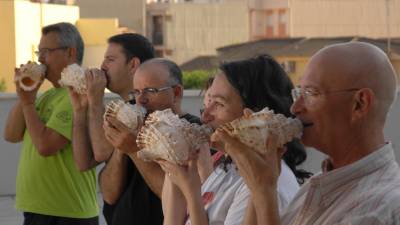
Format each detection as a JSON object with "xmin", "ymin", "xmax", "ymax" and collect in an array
[
  {"xmin": 223, "ymin": 107, "xmax": 303, "ymax": 154},
  {"xmin": 17, "ymin": 62, "xmax": 46, "ymax": 91},
  {"xmin": 136, "ymin": 109, "xmax": 213, "ymax": 165},
  {"xmin": 58, "ymin": 63, "xmax": 86, "ymax": 94},
  {"xmin": 104, "ymin": 100, "xmax": 147, "ymax": 131}
]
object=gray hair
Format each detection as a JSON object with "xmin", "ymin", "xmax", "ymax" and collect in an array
[
  {"xmin": 42, "ymin": 22, "xmax": 84, "ymax": 65},
  {"xmin": 140, "ymin": 58, "xmax": 183, "ymax": 85}
]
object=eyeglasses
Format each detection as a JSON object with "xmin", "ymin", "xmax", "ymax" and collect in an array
[
  {"xmin": 291, "ymin": 86, "xmax": 361, "ymax": 104},
  {"xmin": 131, "ymin": 86, "xmax": 174, "ymax": 97},
  {"xmin": 34, "ymin": 47, "xmax": 68, "ymax": 57}
]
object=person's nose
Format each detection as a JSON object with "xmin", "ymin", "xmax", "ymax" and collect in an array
[
  {"xmin": 38, "ymin": 54, "xmax": 45, "ymax": 64},
  {"xmin": 100, "ymin": 61, "xmax": 108, "ymax": 71},
  {"xmin": 136, "ymin": 92, "xmax": 149, "ymax": 105},
  {"xmin": 201, "ymin": 106, "xmax": 215, "ymax": 124},
  {"xmin": 290, "ymin": 96, "xmax": 305, "ymax": 116}
]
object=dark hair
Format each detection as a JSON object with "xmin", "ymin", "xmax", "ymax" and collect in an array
[
  {"xmin": 140, "ymin": 58, "xmax": 183, "ymax": 85},
  {"xmin": 200, "ymin": 76, "xmax": 214, "ymax": 96},
  {"xmin": 42, "ymin": 22, "xmax": 84, "ymax": 65},
  {"xmin": 220, "ymin": 55, "xmax": 312, "ymax": 184},
  {"xmin": 108, "ymin": 33, "xmax": 155, "ymax": 64}
]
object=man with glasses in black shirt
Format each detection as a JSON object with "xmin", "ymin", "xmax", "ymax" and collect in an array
[{"xmin": 103, "ymin": 58, "xmax": 201, "ymax": 200}]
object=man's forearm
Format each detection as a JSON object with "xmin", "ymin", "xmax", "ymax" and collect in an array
[
  {"xmin": 128, "ymin": 153, "xmax": 165, "ymax": 198},
  {"xmin": 4, "ymin": 101, "xmax": 26, "ymax": 143},
  {"xmin": 99, "ymin": 150, "xmax": 129, "ymax": 204},
  {"xmin": 252, "ymin": 186, "xmax": 281, "ymax": 225},
  {"xmin": 72, "ymin": 111, "xmax": 98, "ymax": 171},
  {"xmin": 88, "ymin": 104, "xmax": 113, "ymax": 162},
  {"xmin": 22, "ymin": 103, "xmax": 67, "ymax": 156}
]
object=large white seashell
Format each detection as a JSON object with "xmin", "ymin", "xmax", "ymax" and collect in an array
[
  {"xmin": 104, "ymin": 100, "xmax": 146, "ymax": 131},
  {"xmin": 17, "ymin": 62, "xmax": 46, "ymax": 91},
  {"xmin": 225, "ymin": 107, "xmax": 303, "ymax": 154},
  {"xmin": 136, "ymin": 109, "xmax": 213, "ymax": 165},
  {"xmin": 58, "ymin": 63, "xmax": 86, "ymax": 94}
]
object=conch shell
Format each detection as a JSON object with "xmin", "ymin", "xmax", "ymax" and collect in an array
[
  {"xmin": 104, "ymin": 100, "xmax": 146, "ymax": 131},
  {"xmin": 223, "ymin": 107, "xmax": 302, "ymax": 154},
  {"xmin": 58, "ymin": 63, "xmax": 86, "ymax": 94},
  {"xmin": 17, "ymin": 62, "xmax": 46, "ymax": 91},
  {"xmin": 136, "ymin": 109, "xmax": 212, "ymax": 165}
]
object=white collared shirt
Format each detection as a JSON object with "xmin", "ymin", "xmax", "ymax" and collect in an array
[
  {"xmin": 282, "ymin": 143, "xmax": 400, "ymax": 225},
  {"xmin": 185, "ymin": 160, "xmax": 299, "ymax": 225}
]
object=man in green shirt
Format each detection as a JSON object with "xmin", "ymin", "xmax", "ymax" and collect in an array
[{"xmin": 4, "ymin": 22, "xmax": 98, "ymax": 225}]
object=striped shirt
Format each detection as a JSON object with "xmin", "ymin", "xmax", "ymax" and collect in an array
[{"xmin": 281, "ymin": 143, "xmax": 400, "ymax": 225}]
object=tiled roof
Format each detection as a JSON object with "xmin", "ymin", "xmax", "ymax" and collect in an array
[
  {"xmin": 217, "ymin": 37, "xmax": 400, "ymax": 60},
  {"xmin": 180, "ymin": 55, "xmax": 219, "ymax": 71}
]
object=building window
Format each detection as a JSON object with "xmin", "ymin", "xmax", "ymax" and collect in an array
[
  {"xmin": 152, "ymin": 16, "xmax": 164, "ymax": 45},
  {"xmin": 265, "ymin": 10, "xmax": 274, "ymax": 37},
  {"xmin": 282, "ymin": 61, "xmax": 296, "ymax": 73},
  {"xmin": 155, "ymin": 49, "xmax": 164, "ymax": 58},
  {"xmin": 278, "ymin": 9, "xmax": 287, "ymax": 37}
]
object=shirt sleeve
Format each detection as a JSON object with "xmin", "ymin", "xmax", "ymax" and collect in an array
[
  {"xmin": 224, "ymin": 182, "xmax": 250, "ymax": 225},
  {"xmin": 46, "ymin": 94, "xmax": 73, "ymax": 141}
]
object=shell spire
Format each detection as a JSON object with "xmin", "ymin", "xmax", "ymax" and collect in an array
[
  {"xmin": 136, "ymin": 109, "xmax": 212, "ymax": 165},
  {"xmin": 224, "ymin": 107, "xmax": 303, "ymax": 154},
  {"xmin": 17, "ymin": 62, "xmax": 46, "ymax": 91},
  {"xmin": 104, "ymin": 100, "xmax": 147, "ymax": 131},
  {"xmin": 58, "ymin": 63, "xmax": 86, "ymax": 94}
]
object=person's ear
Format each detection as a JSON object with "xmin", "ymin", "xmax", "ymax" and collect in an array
[
  {"xmin": 128, "ymin": 57, "xmax": 141, "ymax": 74},
  {"xmin": 173, "ymin": 84, "xmax": 183, "ymax": 99},
  {"xmin": 352, "ymin": 88, "xmax": 374, "ymax": 121},
  {"xmin": 68, "ymin": 47, "xmax": 77, "ymax": 62}
]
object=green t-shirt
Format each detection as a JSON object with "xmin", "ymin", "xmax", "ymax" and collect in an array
[{"xmin": 16, "ymin": 87, "xmax": 98, "ymax": 218}]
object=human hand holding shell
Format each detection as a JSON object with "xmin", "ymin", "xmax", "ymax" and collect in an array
[
  {"xmin": 15, "ymin": 61, "xmax": 46, "ymax": 92},
  {"xmin": 136, "ymin": 109, "xmax": 213, "ymax": 165},
  {"xmin": 58, "ymin": 63, "xmax": 87, "ymax": 94},
  {"xmin": 222, "ymin": 107, "xmax": 302, "ymax": 154}
]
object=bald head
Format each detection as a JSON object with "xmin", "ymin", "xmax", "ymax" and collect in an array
[
  {"xmin": 137, "ymin": 58, "xmax": 183, "ymax": 86},
  {"xmin": 309, "ymin": 42, "xmax": 397, "ymax": 121}
]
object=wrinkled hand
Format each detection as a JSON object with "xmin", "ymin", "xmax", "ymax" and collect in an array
[
  {"xmin": 211, "ymin": 126, "xmax": 285, "ymax": 193},
  {"xmin": 68, "ymin": 87, "xmax": 88, "ymax": 112},
  {"xmin": 14, "ymin": 67, "xmax": 43, "ymax": 105},
  {"xmin": 103, "ymin": 116, "xmax": 139, "ymax": 154},
  {"xmin": 157, "ymin": 157, "xmax": 202, "ymax": 199},
  {"xmin": 86, "ymin": 68, "xmax": 107, "ymax": 105}
]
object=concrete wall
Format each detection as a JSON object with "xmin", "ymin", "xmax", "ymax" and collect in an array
[
  {"xmin": 148, "ymin": 1, "xmax": 249, "ymax": 64},
  {"xmin": 76, "ymin": 18, "xmax": 120, "ymax": 68},
  {"xmin": 0, "ymin": 0, "xmax": 126, "ymax": 93},
  {"xmin": 0, "ymin": 1, "xmax": 17, "ymax": 94},
  {"xmin": 289, "ymin": 0, "xmax": 400, "ymax": 38},
  {"xmin": 0, "ymin": 0, "xmax": 79, "ymax": 93},
  {"xmin": 75, "ymin": 0, "xmax": 146, "ymax": 34},
  {"xmin": 249, "ymin": 0, "xmax": 289, "ymax": 39}
]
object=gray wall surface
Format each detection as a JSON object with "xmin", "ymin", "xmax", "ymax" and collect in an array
[{"xmin": 0, "ymin": 91, "xmax": 399, "ymax": 195}]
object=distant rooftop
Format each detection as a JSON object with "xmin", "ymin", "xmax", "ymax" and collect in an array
[
  {"xmin": 180, "ymin": 55, "xmax": 219, "ymax": 71},
  {"xmin": 180, "ymin": 36, "xmax": 400, "ymax": 71}
]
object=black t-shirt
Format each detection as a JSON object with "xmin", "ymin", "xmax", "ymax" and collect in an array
[{"xmin": 102, "ymin": 113, "xmax": 201, "ymax": 225}]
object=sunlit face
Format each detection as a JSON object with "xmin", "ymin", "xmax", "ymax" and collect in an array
[
  {"xmin": 290, "ymin": 56, "xmax": 354, "ymax": 152},
  {"xmin": 37, "ymin": 32, "xmax": 71, "ymax": 83},
  {"xmin": 101, "ymin": 43, "xmax": 133, "ymax": 94},
  {"xmin": 133, "ymin": 65, "xmax": 180, "ymax": 114},
  {"xmin": 201, "ymin": 73, "xmax": 244, "ymax": 129}
]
